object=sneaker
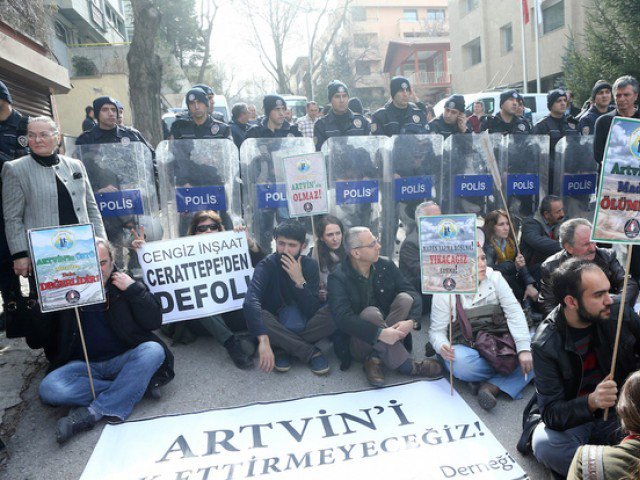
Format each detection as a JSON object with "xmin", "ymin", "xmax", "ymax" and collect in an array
[
  {"xmin": 225, "ymin": 336, "xmax": 253, "ymax": 370},
  {"xmin": 274, "ymin": 350, "xmax": 291, "ymax": 372},
  {"xmin": 309, "ymin": 351, "xmax": 330, "ymax": 375},
  {"xmin": 411, "ymin": 359, "xmax": 444, "ymax": 380},
  {"xmin": 56, "ymin": 407, "xmax": 96, "ymax": 444}
]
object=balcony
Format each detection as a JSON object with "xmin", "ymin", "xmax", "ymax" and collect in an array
[{"xmin": 407, "ymin": 70, "xmax": 451, "ymax": 87}]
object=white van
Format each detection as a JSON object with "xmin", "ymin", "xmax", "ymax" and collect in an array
[{"xmin": 434, "ymin": 92, "xmax": 549, "ymax": 125}]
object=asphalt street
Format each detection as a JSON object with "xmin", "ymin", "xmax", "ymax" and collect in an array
[{"xmin": 0, "ymin": 323, "xmax": 550, "ymax": 480}]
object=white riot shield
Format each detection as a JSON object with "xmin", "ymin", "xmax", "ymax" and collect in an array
[
  {"xmin": 553, "ymin": 136, "xmax": 597, "ymax": 222},
  {"xmin": 74, "ymin": 142, "xmax": 161, "ymax": 274},
  {"xmin": 239, "ymin": 137, "xmax": 315, "ymax": 252},
  {"xmin": 156, "ymin": 139, "xmax": 241, "ymax": 239}
]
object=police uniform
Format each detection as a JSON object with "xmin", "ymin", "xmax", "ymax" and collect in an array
[
  {"xmin": 170, "ymin": 114, "xmax": 231, "ymax": 140},
  {"xmin": 532, "ymin": 114, "xmax": 578, "ymax": 153},
  {"xmin": 578, "ymin": 105, "xmax": 614, "ymax": 136},
  {"xmin": 245, "ymin": 118, "xmax": 302, "ymax": 139},
  {"xmin": 480, "ymin": 112, "xmax": 532, "ymax": 134},
  {"xmin": 370, "ymin": 101, "xmax": 429, "ymax": 136},
  {"xmin": 313, "ymin": 109, "xmax": 369, "ymax": 151},
  {"xmin": 428, "ymin": 95, "xmax": 471, "ymax": 139}
]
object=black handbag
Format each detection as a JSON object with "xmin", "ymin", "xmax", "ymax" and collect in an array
[{"xmin": 4, "ymin": 275, "xmax": 39, "ymax": 340}]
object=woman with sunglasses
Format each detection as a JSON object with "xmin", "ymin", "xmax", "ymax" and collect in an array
[{"xmin": 133, "ymin": 210, "xmax": 264, "ymax": 369}]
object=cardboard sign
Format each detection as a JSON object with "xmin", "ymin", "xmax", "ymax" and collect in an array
[
  {"xmin": 137, "ymin": 231, "xmax": 253, "ymax": 324},
  {"xmin": 29, "ymin": 224, "xmax": 105, "ymax": 312},
  {"xmin": 418, "ymin": 214, "xmax": 478, "ymax": 294},
  {"xmin": 282, "ymin": 152, "xmax": 329, "ymax": 217},
  {"xmin": 593, "ymin": 117, "xmax": 640, "ymax": 243}
]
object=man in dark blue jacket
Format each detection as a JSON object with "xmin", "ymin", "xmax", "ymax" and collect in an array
[
  {"xmin": 245, "ymin": 95, "xmax": 302, "ymax": 139},
  {"xmin": 371, "ymin": 76, "xmax": 429, "ymax": 136},
  {"xmin": 577, "ymin": 80, "xmax": 612, "ymax": 135},
  {"xmin": 243, "ymin": 221, "xmax": 334, "ymax": 375}
]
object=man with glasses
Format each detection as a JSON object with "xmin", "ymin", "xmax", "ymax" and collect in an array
[
  {"xmin": 328, "ymin": 226, "xmax": 443, "ymax": 387},
  {"xmin": 34, "ymin": 239, "xmax": 174, "ymax": 444}
]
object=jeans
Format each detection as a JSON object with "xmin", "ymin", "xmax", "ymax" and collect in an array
[
  {"xmin": 532, "ymin": 416, "xmax": 623, "ymax": 476},
  {"xmin": 39, "ymin": 341, "xmax": 165, "ymax": 420},
  {"xmin": 438, "ymin": 345, "xmax": 533, "ymax": 399}
]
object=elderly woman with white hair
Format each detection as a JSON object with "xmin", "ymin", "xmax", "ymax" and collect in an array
[{"xmin": 2, "ymin": 116, "xmax": 105, "ymax": 278}]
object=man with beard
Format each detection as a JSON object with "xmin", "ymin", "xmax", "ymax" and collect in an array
[{"xmin": 531, "ymin": 259, "xmax": 640, "ymax": 478}]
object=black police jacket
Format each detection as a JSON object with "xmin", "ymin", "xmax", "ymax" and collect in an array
[
  {"xmin": 23, "ymin": 277, "xmax": 175, "ymax": 389},
  {"xmin": 0, "ymin": 109, "xmax": 28, "ymax": 162},
  {"xmin": 229, "ymin": 120, "xmax": 250, "ymax": 148},
  {"xmin": 428, "ymin": 114, "xmax": 471, "ymax": 139},
  {"xmin": 533, "ymin": 115, "xmax": 579, "ymax": 154},
  {"xmin": 577, "ymin": 105, "xmax": 612, "ymax": 136},
  {"xmin": 480, "ymin": 112, "xmax": 531, "ymax": 134},
  {"xmin": 76, "ymin": 124, "xmax": 155, "ymax": 156},
  {"xmin": 245, "ymin": 118, "xmax": 302, "ymax": 140},
  {"xmin": 170, "ymin": 114, "xmax": 231, "ymax": 140},
  {"xmin": 370, "ymin": 102, "xmax": 430, "ymax": 136},
  {"xmin": 313, "ymin": 109, "xmax": 369, "ymax": 151},
  {"xmin": 532, "ymin": 304, "xmax": 640, "ymax": 431}
]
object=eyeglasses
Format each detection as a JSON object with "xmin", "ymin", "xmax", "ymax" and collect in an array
[
  {"xmin": 354, "ymin": 238, "xmax": 379, "ymax": 249},
  {"xmin": 27, "ymin": 132, "xmax": 57, "ymax": 140},
  {"xmin": 196, "ymin": 223, "xmax": 220, "ymax": 233}
]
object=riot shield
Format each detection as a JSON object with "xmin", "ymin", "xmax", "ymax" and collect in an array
[
  {"xmin": 156, "ymin": 139, "xmax": 241, "ymax": 239},
  {"xmin": 239, "ymin": 137, "xmax": 315, "ymax": 252},
  {"xmin": 384, "ymin": 134, "xmax": 444, "ymax": 259},
  {"xmin": 500, "ymin": 134, "xmax": 549, "ymax": 229},
  {"xmin": 445, "ymin": 133, "xmax": 502, "ymax": 217},
  {"xmin": 74, "ymin": 142, "xmax": 161, "ymax": 274},
  {"xmin": 323, "ymin": 136, "xmax": 389, "ymax": 255},
  {"xmin": 553, "ymin": 136, "xmax": 597, "ymax": 222}
]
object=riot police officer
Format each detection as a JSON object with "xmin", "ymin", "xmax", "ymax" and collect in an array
[
  {"xmin": 313, "ymin": 80, "xmax": 369, "ymax": 151},
  {"xmin": 170, "ymin": 88, "xmax": 231, "ymax": 140},
  {"xmin": 371, "ymin": 76, "xmax": 429, "ymax": 136},
  {"xmin": 0, "ymin": 80, "xmax": 28, "ymax": 331},
  {"xmin": 481, "ymin": 89, "xmax": 531, "ymax": 134},
  {"xmin": 577, "ymin": 80, "xmax": 613, "ymax": 135},
  {"xmin": 429, "ymin": 94, "xmax": 471, "ymax": 138},
  {"xmin": 76, "ymin": 96, "xmax": 154, "ymax": 154},
  {"xmin": 533, "ymin": 89, "xmax": 579, "ymax": 154},
  {"xmin": 192, "ymin": 83, "xmax": 224, "ymax": 121},
  {"xmin": 245, "ymin": 95, "xmax": 302, "ymax": 139}
]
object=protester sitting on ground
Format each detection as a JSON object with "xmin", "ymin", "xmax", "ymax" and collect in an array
[
  {"xmin": 243, "ymin": 220, "xmax": 335, "ymax": 375},
  {"xmin": 539, "ymin": 218, "xmax": 639, "ymax": 316},
  {"xmin": 398, "ymin": 200, "xmax": 442, "ymax": 324},
  {"xmin": 328, "ymin": 226, "xmax": 443, "ymax": 387},
  {"xmin": 483, "ymin": 209, "xmax": 538, "ymax": 305},
  {"xmin": 430, "ymin": 244, "xmax": 533, "ymax": 411},
  {"xmin": 308, "ymin": 215, "xmax": 346, "ymax": 304},
  {"xmin": 35, "ymin": 238, "xmax": 174, "ymax": 444},
  {"xmin": 567, "ymin": 370, "xmax": 640, "ymax": 479},
  {"xmin": 531, "ymin": 259, "xmax": 640, "ymax": 478},
  {"xmin": 519, "ymin": 195, "xmax": 564, "ymax": 284},
  {"xmin": 2, "ymin": 116, "xmax": 106, "ymax": 284},
  {"xmin": 131, "ymin": 211, "xmax": 259, "ymax": 369}
]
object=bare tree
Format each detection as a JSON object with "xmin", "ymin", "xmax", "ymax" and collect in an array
[
  {"xmin": 196, "ymin": 0, "xmax": 220, "ymax": 84},
  {"xmin": 127, "ymin": 0, "xmax": 163, "ymax": 146}
]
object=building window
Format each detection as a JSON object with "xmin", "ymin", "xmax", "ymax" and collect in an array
[
  {"xmin": 542, "ymin": 0, "xmax": 564, "ymax": 34},
  {"xmin": 427, "ymin": 9, "xmax": 446, "ymax": 22},
  {"xmin": 403, "ymin": 9, "xmax": 418, "ymax": 22},
  {"xmin": 463, "ymin": 37, "xmax": 482, "ymax": 69},
  {"xmin": 500, "ymin": 24, "xmax": 513, "ymax": 54},
  {"xmin": 350, "ymin": 6, "xmax": 366, "ymax": 22},
  {"xmin": 461, "ymin": 0, "xmax": 479, "ymax": 16},
  {"xmin": 355, "ymin": 61, "xmax": 372, "ymax": 75}
]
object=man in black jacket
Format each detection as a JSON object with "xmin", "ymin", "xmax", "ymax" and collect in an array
[
  {"xmin": 520, "ymin": 195, "xmax": 564, "ymax": 284},
  {"xmin": 35, "ymin": 239, "xmax": 174, "ymax": 444},
  {"xmin": 481, "ymin": 89, "xmax": 531, "ymax": 134},
  {"xmin": 539, "ymin": 218, "xmax": 639, "ymax": 315},
  {"xmin": 328, "ymin": 226, "xmax": 442, "ymax": 387},
  {"xmin": 428, "ymin": 94, "xmax": 471, "ymax": 138},
  {"xmin": 370, "ymin": 76, "xmax": 430, "ymax": 136},
  {"xmin": 531, "ymin": 258, "xmax": 640, "ymax": 477},
  {"xmin": 245, "ymin": 95, "xmax": 302, "ymax": 140}
]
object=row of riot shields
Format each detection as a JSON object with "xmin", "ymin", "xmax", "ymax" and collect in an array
[{"xmin": 70, "ymin": 134, "xmax": 598, "ymax": 265}]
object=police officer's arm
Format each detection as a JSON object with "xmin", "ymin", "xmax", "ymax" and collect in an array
[
  {"xmin": 370, "ymin": 111, "xmax": 384, "ymax": 136},
  {"xmin": 313, "ymin": 120, "xmax": 327, "ymax": 152},
  {"xmin": 80, "ymin": 161, "xmax": 107, "ymax": 239}
]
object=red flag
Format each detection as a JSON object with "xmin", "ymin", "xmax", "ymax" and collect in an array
[{"xmin": 522, "ymin": 0, "xmax": 530, "ymax": 24}]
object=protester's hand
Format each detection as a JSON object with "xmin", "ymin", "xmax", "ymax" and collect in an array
[
  {"xmin": 281, "ymin": 253, "xmax": 305, "ymax": 287},
  {"xmin": 378, "ymin": 326, "xmax": 406, "ymax": 345},
  {"xmin": 13, "ymin": 257, "xmax": 31, "ymax": 277},
  {"xmin": 519, "ymin": 351, "xmax": 533, "ymax": 375},
  {"xmin": 589, "ymin": 374, "xmax": 618, "ymax": 411},
  {"xmin": 393, "ymin": 320, "xmax": 414, "ymax": 336},
  {"xmin": 524, "ymin": 284, "xmax": 539, "ymax": 302},
  {"xmin": 440, "ymin": 344, "xmax": 455, "ymax": 362},
  {"xmin": 111, "ymin": 271, "xmax": 135, "ymax": 291},
  {"xmin": 97, "ymin": 184, "xmax": 118, "ymax": 193},
  {"xmin": 457, "ymin": 113, "xmax": 468, "ymax": 132},
  {"xmin": 257, "ymin": 336, "xmax": 274, "ymax": 373},
  {"xmin": 515, "ymin": 254, "xmax": 526, "ymax": 269},
  {"xmin": 319, "ymin": 282, "xmax": 327, "ymax": 303},
  {"xmin": 234, "ymin": 225, "xmax": 259, "ymax": 251},
  {"xmin": 130, "ymin": 226, "xmax": 146, "ymax": 250}
]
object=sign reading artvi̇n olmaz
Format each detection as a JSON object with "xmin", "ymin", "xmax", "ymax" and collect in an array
[{"xmin": 593, "ymin": 117, "xmax": 640, "ymax": 243}]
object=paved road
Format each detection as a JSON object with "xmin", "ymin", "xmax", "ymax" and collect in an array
[{"xmin": 0, "ymin": 325, "xmax": 550, "ymax": 480}]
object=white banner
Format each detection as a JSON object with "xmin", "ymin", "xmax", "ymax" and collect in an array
[
  {"xmin": 137, "ymin": 231, "xmax": 253, "ymax": 324},
  {"xmin": 80, "ymin": 381, "xmax": 528, "ymax": 480}
]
